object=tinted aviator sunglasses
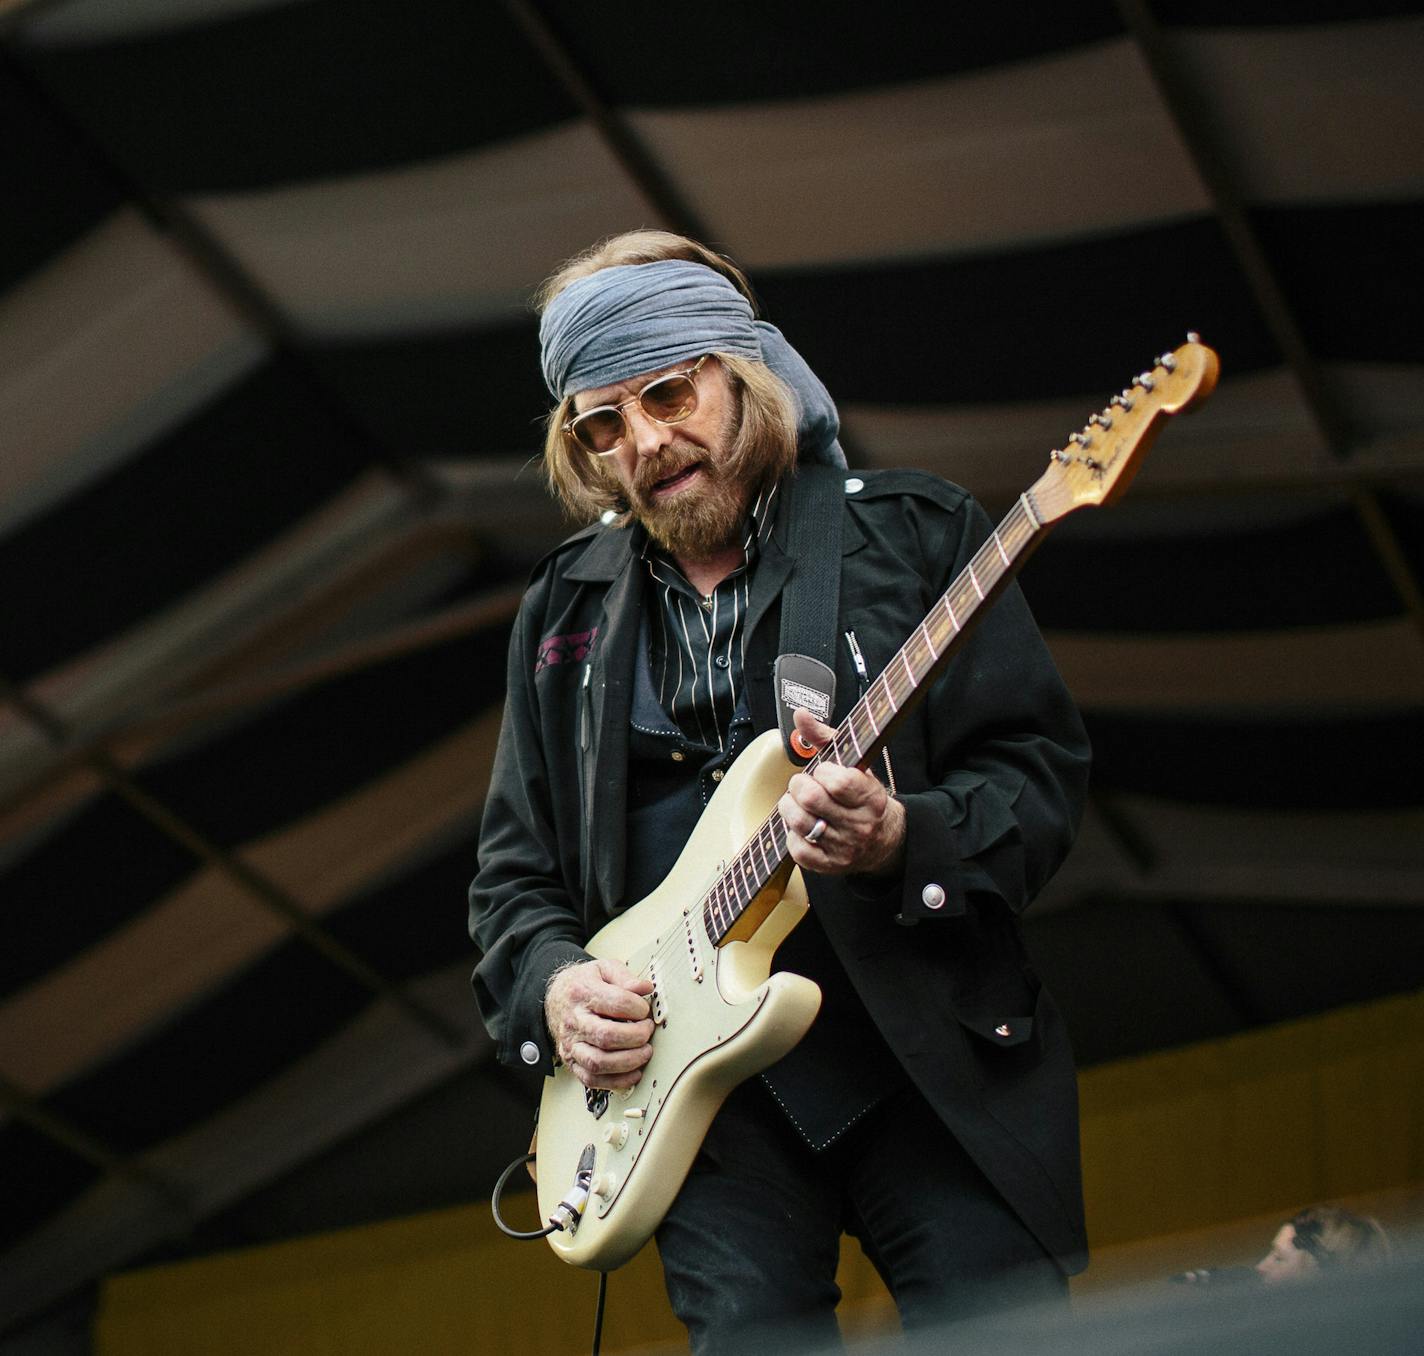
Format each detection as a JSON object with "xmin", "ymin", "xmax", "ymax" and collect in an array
[{"xmin": 563, "ymin": 356, "xmax": 710, "ymax": 456}]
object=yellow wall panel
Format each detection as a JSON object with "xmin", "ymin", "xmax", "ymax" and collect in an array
[{"xmin": 97, "ymin": 989, "xmax": 1423, "ymax": 1355}]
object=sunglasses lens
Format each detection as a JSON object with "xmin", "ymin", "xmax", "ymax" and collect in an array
[
  {"xmin": 570, "ymin": 409, "xmax": 625, "ymax": 454},
  {"xmin": 639, "ymin": 373, "xmax": 697, "ymax": 423},
  {"xmin": 567, "ymin": 366, "xmax": 702, "ymax": 456}
]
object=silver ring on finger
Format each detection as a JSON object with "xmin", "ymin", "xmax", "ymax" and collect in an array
[{"xmin": 805, "ymin": 817, "xmax": 827, "ymax": 844}]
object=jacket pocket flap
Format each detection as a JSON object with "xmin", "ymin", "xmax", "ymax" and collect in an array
[{"xmin": 958, "ymin": 1013, "xmax": 1034, "ymax": 1047}]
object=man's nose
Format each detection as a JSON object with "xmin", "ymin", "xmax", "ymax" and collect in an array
[{"xmin": 626, "ymin": 404, "xmax": 674, "ymax": 459}]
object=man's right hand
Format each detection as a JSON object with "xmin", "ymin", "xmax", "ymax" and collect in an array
[{"xmin": 545, "ymin": 957, "xmax": 655, "ymax": 1090}]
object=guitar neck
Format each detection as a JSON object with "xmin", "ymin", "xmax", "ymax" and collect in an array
[{"xmin": 702, "ymin": 490, "xmax": 1051, "ymax": 946}]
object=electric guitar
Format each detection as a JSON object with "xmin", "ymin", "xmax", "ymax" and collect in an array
[{"xmin": 534, "ymin": 337, "xmax": 1220, "ymax": 1270}]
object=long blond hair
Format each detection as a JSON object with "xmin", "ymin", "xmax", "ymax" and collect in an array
[{"xmin": 534, "ymin": 232, "xmax": 797, "ymax": 522}]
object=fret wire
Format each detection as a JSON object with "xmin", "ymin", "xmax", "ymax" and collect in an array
[
  {"xmin": 753, "ymin": 828, "xmax": 771, "ymax": 878},
  {"xmin": 920, "ymin": 619, "xmax": 938, "ymax": 661},
  {"xmin": 734, "ymin": 855, "xmax": 752, "ymax": 905},
  {"xmin": 1012, "ymin": 501, "xmax": 1033, "ymax": 544},
  {"xmin": 968, "ymin": 563, "xmax": 984, "ymax": 600},
  {"xmin": 992, "ymin": 528, "xmax": 1010, "ymax": 567},
  {"xmin": 907, "ymin": 629, "xmax": 927, "ymax": 673},
  {"xmin": 985, "ymin": 536, "xmax": 1006, "ymax": 571},
  {"xmin": 900, "ymin": 647, "xmax": 915, "ymax": 691},
  {"xmin": 832, "ymin": 731, "xmax": 855, "ymax": 770},
  {"xmin": 972, "ymin": 541, "xmax": 999, "ymax": 587},
  {"xmin": 890, "ymin": 654, "xmax": 913, "ymax": 705},
  {"xmin": 768, "ymin": 819, "xmax": 786, "ymax": 856},
  {"xmin": 943, "ymin": 594, "xmax": 959, "ymax": 631},
  {"xmin": 877, "ymin": 674, "xmax": 899, "ymax": 716},
  {"xmin": 846, "ymin": 717, "xmax": 864, "ymax": 763},
  {"xmin": 747, "ymin": 844, "xmax": 767, "ymax": 893}
]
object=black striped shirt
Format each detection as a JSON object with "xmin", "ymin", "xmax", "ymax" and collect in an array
[{"xmin": 642, "ymin": 483, "xmax": 779, "ymax": 751}]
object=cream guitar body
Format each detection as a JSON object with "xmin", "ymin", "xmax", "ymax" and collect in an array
[{"xmin": 536, "ymin": 728, "xmax": 822, "ymax": 1272}]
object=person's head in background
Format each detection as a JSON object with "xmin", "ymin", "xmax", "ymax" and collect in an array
[{"xmin": 1256, "ymin": 1205, "xmax": 1391, "ymax": 1284}]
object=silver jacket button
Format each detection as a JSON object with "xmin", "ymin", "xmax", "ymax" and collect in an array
[
  {"xmin": 519, "ymin": 1040, "xmax": 540, "ymax": 1065},
  {"xmin": 995, "ymin": 1023, "xmax": 1012, "ymax": 1038},
  {"xmin": 921, "ymin": 883, "xmax": 946, "ymax": 910}
]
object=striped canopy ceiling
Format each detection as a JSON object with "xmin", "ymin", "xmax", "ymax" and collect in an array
[{"xmin": 2, "ymin": 0, "xmax": 1422, "ymax": 1337}]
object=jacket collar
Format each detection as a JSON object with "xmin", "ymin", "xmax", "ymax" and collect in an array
[{"xmin": 564, "ymin": 517, "xmax": 637, "ymax": 584}]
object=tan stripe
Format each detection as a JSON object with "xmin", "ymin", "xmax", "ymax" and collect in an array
[
  {"xmin": 0, "ymin": 711, "xmax": 502, "ymax": 1095},
  {"xmin": 1040, "ymin": 797, "xmax": 1424, "ymax": 913},
  {"xmin": 1047, "ymin": 618, "xmax": 1424, "ymax": 711},
  {"xmin": 0, "ymin": 208, "xmax": 256, "ymax": 536}
]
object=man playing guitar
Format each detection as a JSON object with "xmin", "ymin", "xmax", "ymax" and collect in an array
[{"xmin": 469, "ymin": 230, "xmax": 1092, "ymax": 1352}]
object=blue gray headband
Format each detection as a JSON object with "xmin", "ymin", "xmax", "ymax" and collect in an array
[{"xmin": 539, "ymin": 258, "xmax": 846, "ymax": 469}]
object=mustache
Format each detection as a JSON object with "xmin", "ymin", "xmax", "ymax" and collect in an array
[{"xmin": 630, "ymin": 443, "xmax": 709, "ymax": 499}]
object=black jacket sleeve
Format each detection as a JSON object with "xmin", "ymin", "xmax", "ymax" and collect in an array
[
  {"xmin": 467, "ymin": 585, "xmax": 591, "ymax": 1071},
  {"xmin": 839, "ymin": 481, "xmax": 1089, "ymax": 926}
]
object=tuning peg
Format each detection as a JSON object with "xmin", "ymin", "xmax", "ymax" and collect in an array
[
  {"xmin": 1110, "ymin": 392, "xmax": 1133, "ymax": 411},
  {"xmin": 1187, "ymin": 330, "xmax": 1201, "ymax": 343},
  {"xmin": 1069, "ymin": 431, "xmax": 1093, "ymax": 449},
  {"xmin": 1136, "ymin": 373, "xmax": 1156, "ymax": 390},
  {"xmin": 1049, "ymin": 448, "xmax": 1067, "ymax": 462},
  {"xmin": 1158, "ymin": 352, "xmax": 1177, "ymax": 372},
  {"xmin": 1088, "ymin": 413, "xmax": 1113, "ymax": 429}
]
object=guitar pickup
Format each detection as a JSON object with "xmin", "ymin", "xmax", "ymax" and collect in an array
[
  {"xmin": 647, "ymin": 961, "xmax": 667, "ymax": 1026},
  {"xmin": 683, "ymin": 914, "xmax": 704, "ymax": 983}
]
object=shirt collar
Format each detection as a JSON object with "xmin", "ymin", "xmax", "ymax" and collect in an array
[{"xmin": 640, "ymin": 478, "xmax": 780, "ymax": 586}]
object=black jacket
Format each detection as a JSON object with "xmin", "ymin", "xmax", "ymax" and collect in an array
[{"xmin": 469, "ymin": 467, "xmax": 1092, "ymax": 1270}]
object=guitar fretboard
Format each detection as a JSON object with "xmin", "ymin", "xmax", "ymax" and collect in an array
[{"xmin": 701, "ymin": 492, "xmax": 1044, "ymax": 945}]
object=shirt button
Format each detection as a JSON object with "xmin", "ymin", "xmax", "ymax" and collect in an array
[
  {"xmin": 921, "ymin": 883, "xmax": 946, "ymax": 910},
  {"xmin": 519, "ymin": 1041, "xmax": 540, "ymax": 1065},
  {"xmin": 714, "ymin": 655, "xmax": 729, "ymax": 669},
  {"xmin": 845, "ymin": 477, "xmax": 865, "ymax": 494},
  {"xmin": 671, "ymin": 750, "xmax": 685, "ymax": 762},
  {"xmin": 711, "ymin": 769, "xmax": 725, "ymax": 782}
]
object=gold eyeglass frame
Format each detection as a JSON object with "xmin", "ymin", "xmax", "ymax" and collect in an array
[{"xmin": 562, "ymin": 356, "xmax": 710, "ymax": 457}]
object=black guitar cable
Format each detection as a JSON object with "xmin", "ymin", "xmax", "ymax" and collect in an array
[
  {"xmin": 491, "ymin": 1148, "xmax": 609, "ymax": 1355},
  {"xmin": 490, "ymin": 1152, "xmax": 557, "ymax": 1239}
]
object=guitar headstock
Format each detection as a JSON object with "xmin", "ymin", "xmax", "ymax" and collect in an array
[{"xmin": 1030, "ymin": 336, "xmax": 1220, "ymax": 523}]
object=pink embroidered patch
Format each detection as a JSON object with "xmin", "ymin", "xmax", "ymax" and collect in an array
[{"xmin": 536, "ymin": 627, "xmax": 598, "ymax": 673}]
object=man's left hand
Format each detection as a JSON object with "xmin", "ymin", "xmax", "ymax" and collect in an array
[{"xmin": 779, "ymin": 708, "xmax": 906, "ymax": 877}]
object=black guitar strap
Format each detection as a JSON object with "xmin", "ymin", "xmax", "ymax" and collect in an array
[{"xmin": 773, "ymin": 464, "xmax": 845, "ymax": 761}]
